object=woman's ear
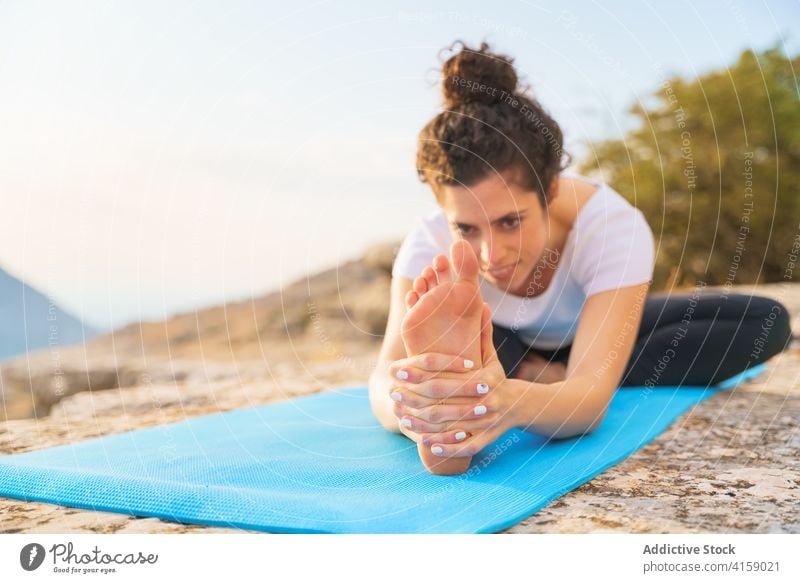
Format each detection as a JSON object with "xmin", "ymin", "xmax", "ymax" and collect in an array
[
  {"xmin": 547, "ymin": 176, "xmax": 560, "ymax": 204},
  {"xmin": 536, "ymin": 177, "xmax": 558, "ymax": 211}
]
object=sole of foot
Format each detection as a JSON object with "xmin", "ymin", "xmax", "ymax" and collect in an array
[{"xmin": 400, "ymin": 239, "xmax": 484, "ymax": 475}]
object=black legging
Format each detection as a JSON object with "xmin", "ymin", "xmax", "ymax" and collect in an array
[{"xmin": 492, "ymin": 290, "xmax": 794, "ymax": 387}]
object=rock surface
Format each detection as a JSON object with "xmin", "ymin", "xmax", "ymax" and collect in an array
[
  {"xmin": 0, "ymin": 267, "xmax": 797, "ymax": 533},
  {"xmin": 0, "ymin": 242, "xmax": 396, "ymax": 420}
]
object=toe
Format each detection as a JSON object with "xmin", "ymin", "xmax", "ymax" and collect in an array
[
  {"xmin": 433, "ymin": 255, "xmax": 452, "ymax": 284},
  {"xmin": 422, "ymin": 266, "xmax": 438, "ymax": 290},
  {"xmin": 413, "ymin": 275, "xmax": 428, "ymax": 296},
  {"xmin": 405, "ymin": 290, "xmax": 419, "ymax": 309},
  {"xmin": 451, "ymin": 240, "xmax": 479, "ymax": 284}
]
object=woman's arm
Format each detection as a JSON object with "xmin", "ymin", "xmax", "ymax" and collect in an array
[
  {"xmin": 388, "ymin": 279, "xmax": 650, "ymax": 457},
  {"xmin": 368, "ymin": 275, "xmax": 414, "ymax": 432},
  {"xmin": 512, "ymin": 281, "xmax": 651, "ymax": 439}
]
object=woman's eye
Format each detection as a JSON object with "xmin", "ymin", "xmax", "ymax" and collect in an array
[
  {"xmin": 456, "ymin": 225, "xmax": 474, "ymax": 236},
  {"xmin": 502, "ymin": 217, "xmax": 521, "ymax": 230}
]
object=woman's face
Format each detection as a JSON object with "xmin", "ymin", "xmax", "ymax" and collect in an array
[{"xmin": 438, "ymin": 171, "xmax": 550, "ymax": 296}]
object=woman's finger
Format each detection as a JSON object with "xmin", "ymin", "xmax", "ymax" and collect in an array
[
  {"xmin": 399, "ymin": 409, "xmax": 496, "ymax": 435},
  {"xmin": 388, "ymin": 353, "xmax": 476, "ymax": 382},
  {"xmin": 405, "ymin": 398, "xmax": 493, "ymax": 425},
  {"xmin": 390, "ymin": 386, "xmax": 433, "ymax": 411},
  {"xmin": 399, "ymin": 414, "xmax": 451, "ymax": 434},
  {"xmin": 392, "ymin": 389, "xmax": 489, "ymax": 427},
  {"xmin": 419, "ymin": 429, "xmax": 471, "ymax": 447},
  {"xmin": 391, "ymin": 377, "xmax": 491, "ymax": 405},
  {"xmin": 429, "ymin": 425, "xmax": 504, "ymax": 459},
  {"xmin": 397, "ymin": 418, "xmax": 423, "ymax": 444}
]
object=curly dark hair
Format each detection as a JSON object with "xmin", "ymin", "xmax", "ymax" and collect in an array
[{"xmin": 416, "ymin": 40, "xmax": 570, "ymax": 208}]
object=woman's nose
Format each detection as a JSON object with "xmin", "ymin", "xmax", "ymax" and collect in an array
[{"xmin": 479, "ymin": 238, "xmax": 499, "ymax": 266}]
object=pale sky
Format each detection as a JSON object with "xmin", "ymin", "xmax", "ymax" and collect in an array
[{"xmin": 0, "ymin": 0, "xmax": 797, "ymax": 330}]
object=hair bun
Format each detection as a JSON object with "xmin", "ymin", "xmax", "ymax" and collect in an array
[{"xmin": 440, "ymin": 41, "xmax": 518, "ymax": 109}]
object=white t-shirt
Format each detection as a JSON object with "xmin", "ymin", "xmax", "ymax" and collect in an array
[{"xmin": 391, "ymin": 174, "xmax": 656, "ymax": 350}]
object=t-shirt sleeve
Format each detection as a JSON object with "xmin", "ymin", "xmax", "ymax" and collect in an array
[
  {"xmin": 572, "ymin": 207, "xmax": 655, "ymax": 297},
  {"xmin": 391, "ymin": 217, "xmax": 447, "ymax": 280}
]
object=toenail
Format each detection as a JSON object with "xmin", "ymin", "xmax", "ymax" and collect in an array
[
  {"xmin": 474, "ymin": 405, "xmax": 487, "ymax": 416},
  {"xmin": 400, "ymin": 418, "xmax": 412, "ymax": 428},
  {"xmin": 390, "ymin": 391, "xmax": 402, "ymax": 401},
  {"xmin": 396, "ymin": 369, "xmax": 409, "ymax": 380},
  {"xmin": 477, "ymin": 383, "xmax": 489, "ymax": 394},
  {"xmin": 455, "ymin": 431, "xmax": 467, "ymax": 441},
  {"xmin": 431, "ymin": 446, "xmax": 444, "ymax": 455},
  {"xmin": 464, "ymin": 359, "xmax": 475, "ymax": 369}
]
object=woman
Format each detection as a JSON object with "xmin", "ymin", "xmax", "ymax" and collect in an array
[{"xmin": 367, "ymin": 41, "xmax": 793, "ymax": 476}]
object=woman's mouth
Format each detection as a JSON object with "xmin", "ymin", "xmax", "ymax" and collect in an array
[{"xmin": 487, "ymin": 263, "xmax": 517, "ymax": 281}]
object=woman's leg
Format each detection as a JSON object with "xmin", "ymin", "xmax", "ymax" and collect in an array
[
  {"xmin": 621, "ymin": 290, "xmax": 793, "ymax": 387},
  {"xmin": 492, "ymin": 324, "xmax": 570, "ymax": 381},
  {"xmin": 492, "ymin": 289, "xmax": 792, "ymax": 387},
  {"xmin": 492, "ymin": 323, "xmax": 530, "ymax": 379}
]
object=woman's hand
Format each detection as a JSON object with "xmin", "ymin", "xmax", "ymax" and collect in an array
[{"xmin": 388, "ymin": 304, "xmax": 523, "ymax": 458}]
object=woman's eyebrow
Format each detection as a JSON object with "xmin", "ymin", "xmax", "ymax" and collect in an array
[{"xmin": 452, "ymin": 211, "xmax": 527, "ymax": 229}]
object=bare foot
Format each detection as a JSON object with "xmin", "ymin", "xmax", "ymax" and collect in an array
[
  {"xmin": 400, "ymin": 240, "xmax": 484, "ymax": 475},
  {"xmin": 514, "ymin": 352, "xmax": 567, "ymax": 384}
]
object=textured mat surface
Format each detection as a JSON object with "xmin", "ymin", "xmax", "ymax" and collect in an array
[{"xmin": 0, "ymin": 364, "xmax": 766, "ymax": 533}]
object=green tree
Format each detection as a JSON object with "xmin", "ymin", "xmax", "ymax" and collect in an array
[{"xmin": 580, "ymin": 46, "xmax": 800, "ymax": 290}]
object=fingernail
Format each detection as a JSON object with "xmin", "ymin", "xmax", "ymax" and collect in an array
[
  {"xmin": 396, "ymin": 369, "xmax": 409, "ymax": 380},
  {"xmin": 455, "ymin": 431, "xmax": 467, "ymax": 441},
  {"xmin": 464, "ymin": 359, "xmax": 475, "ymax": 369},
  {"xmin": 431, "ymin": 446, "xmax": 444, "ymax": 455},
  {"xmin": 477, "ymin": 383, "xmax": 489, "ymax": 394},
  {"xmin": 390, "ymin": 391, "xmax": 402, "ymax": 401},
  {"xmin": 474, "ymin": 405, "xmax": 487, "ymax": 416},
  {"xmin": 400, "ymin": 418, "xmax": 412, "ymax": 428}
]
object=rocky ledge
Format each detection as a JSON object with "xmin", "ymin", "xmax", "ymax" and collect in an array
[{"xmin": 0, "ymin": 272, "xmax": 797, "ymax": 533}]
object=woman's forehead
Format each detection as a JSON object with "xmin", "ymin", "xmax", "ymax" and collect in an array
[{"xmin": 439, "ymin": 175, "xmax": 539, "ymax": 223}]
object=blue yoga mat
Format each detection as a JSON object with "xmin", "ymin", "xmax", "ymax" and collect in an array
[{"xmin": 0, "ymin": 364, "xmax": 766, "ymax": 534}]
